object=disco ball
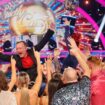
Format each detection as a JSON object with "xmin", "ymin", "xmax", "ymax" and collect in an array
[{"xmin": 9, "ymin": 2, "xmax": 55, "ymax": 36}]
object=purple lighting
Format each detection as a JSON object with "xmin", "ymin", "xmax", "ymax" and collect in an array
[{"xmin": 96, "ymin": 0, "xmax": 105, "ymax": 7}]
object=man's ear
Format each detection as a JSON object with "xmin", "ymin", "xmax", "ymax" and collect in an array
[{"xmin": 61, "ymin": 75, "xmax": 66, "ymax": 84}]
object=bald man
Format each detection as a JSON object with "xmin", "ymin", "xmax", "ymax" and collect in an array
[{"xmin": 52, "ymin": 38, "xmax": 91, "ymax": 105}]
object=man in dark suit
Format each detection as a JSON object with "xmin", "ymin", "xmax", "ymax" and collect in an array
[{"xmin": 0, "ymin": 25, "xmax": 55, "ymax": 81}]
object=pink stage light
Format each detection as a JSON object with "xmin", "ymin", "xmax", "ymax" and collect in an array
[
  {"xmin": 96, "ymin": 0, "xmax": 105, "ymax": 7},
  {"xmin": 57, "ymin": 0, "xmax": 64, "ymax": 3},
  {"xmin": 76, "ymin": 7, "xmax": 105, "ymax": 48}
]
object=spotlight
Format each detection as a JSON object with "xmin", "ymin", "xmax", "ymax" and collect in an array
[
  {"xmin": 94, "ymin": 15, "xmax": 105, "ymax": 42},
  {"xmin": 85, "ymin": 0, "xmax": 89, "ymax": 5}
]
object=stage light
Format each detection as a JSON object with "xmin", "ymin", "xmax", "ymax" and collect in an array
[
  {"xmin": 94, "ymin": 15, "xmax": 105, "ymax": 42},
  {"xmin": 97, "ymin": 8, "xmax": 100, "ymax": 11},
  {"xmin": 85, "ymin": 0, "xmax": 90, "ymax": 5}
]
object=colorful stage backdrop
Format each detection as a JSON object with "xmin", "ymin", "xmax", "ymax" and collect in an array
[{"xmin": 0, "ymin": 0, "xmax": 105, "ymax": 58}]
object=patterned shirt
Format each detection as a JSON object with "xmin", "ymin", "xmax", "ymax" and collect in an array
[{"xmin": 52, "ymin": 76, "xmax": 90, "ymax": 105}]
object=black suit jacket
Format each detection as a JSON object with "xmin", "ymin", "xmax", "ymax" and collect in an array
[{"xmin": 0, "ymin": 29, "xmax": 54, "ymax": 71}]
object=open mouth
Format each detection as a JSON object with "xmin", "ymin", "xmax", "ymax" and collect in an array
[
  {"xmin": 18, "ymin": 52, "xmax": 22, "ymax": 54},
  {"xmin": 18, "ymin": 52, "xmax": 23, "ymax": 56}
]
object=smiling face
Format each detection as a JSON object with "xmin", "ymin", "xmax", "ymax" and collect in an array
[{"xmin": 16, "ymin": 41, "xmax": 27, "ymax": 58}]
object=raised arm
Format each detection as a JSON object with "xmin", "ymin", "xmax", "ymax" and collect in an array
[
  {"xmin": 68, "ymin": 37, "xmax": 87, "ymax": 62},
  {"xmin": 34, "ymin": 23, "xmax": 55, "ymax": 51},
  {"xmin": 44, "ymin": 56, "xmax": 53, "ymax": 96},
  {"xmin": 8, "ymin": 56, "xmax": 17, "ymax": 91},
  {"xmin": 68, "ymin": 37, "xmax": 91, "ymax": 78},
  {"xmin": 31, "ymin": 50, "xmax": 42, "ymax": 95},
  {"xmin": 46, "ymin": 56, "xmax": 53, "ymax": 82}
]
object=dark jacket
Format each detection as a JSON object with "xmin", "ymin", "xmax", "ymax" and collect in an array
[
  {"xmin": 0, "ymin": 29, "xmax": 54, "ymax": 80},
  {"xmin": 13, "ymin": 48, "xmax": 38, "ymax": 81}
]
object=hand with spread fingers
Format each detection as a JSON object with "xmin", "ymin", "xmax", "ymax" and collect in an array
[{"xmin": 67, "ymin": 37, "xmax": 79, "ymax": 55}]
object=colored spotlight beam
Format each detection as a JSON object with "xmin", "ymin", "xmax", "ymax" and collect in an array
[
  {"xmin": 94, "ymin": 15, "xmax": 105, "ymax": 42},
  {"xmin": 76, "ymin": 7, "xmax": 105, "ymax": 48}
]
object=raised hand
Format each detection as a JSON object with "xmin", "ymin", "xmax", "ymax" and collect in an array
[
  {"xmin": 46, "ymin": 55, "xmax": 52, "ymax": 67},
  {"xmin": 67, "ymin": 37, "xmax": 79, "ymax": 55},
  {"xmin": 54, "ymin": 48, "xmax": 60, "ymax": 58},
  {"xmin": 46, "ymin": 55, "xmax": 52, "ymax": 82},
  {"xmin": 35, "ymin": 51, "xmax": 40, "ymax": 60},
  {"xmin": 11, "ymin": 56, "xmax": 16, "ymax": 66},
  {"xmin": 36, "ymin": 52, "xmax": 41, "ymax": 66},
  {"xmin": 68, "ymin": 37, "xmax": 78, "ymax": 49},
  {"xmin": 33, "ymin": 48, "xmax": 40, "ymax": 62},
  {"xmin": 8, "ymin": 56, "xmax": 17, "ymax": 91}
]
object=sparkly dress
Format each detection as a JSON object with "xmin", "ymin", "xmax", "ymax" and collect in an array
[{"xmin": 52, "ymin": 76, "xmax": 90, "ymax": 105}]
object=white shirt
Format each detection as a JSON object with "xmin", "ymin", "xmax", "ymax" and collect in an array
[{"xmin": 0, "ymin": 91, "xmax": 17, "ymax": 105}]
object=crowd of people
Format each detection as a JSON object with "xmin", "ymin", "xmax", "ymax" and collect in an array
[
  {"xmin": 0, "ymin": 21, "xmax": 105, "ymax": 105},
  {"xmin": 0, "ymin": 31, "xmax": 105, "ymax": 105},
  {"xmin": 0, "ymin": 0, "xmax": 105, "ymax": 105}
]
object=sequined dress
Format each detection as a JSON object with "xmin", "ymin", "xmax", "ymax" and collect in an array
[{"xmin": 52, "ymin": 76, "xmax": 90, "ymax": 105}]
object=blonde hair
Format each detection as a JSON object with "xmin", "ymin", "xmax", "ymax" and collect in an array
[
  {"xmin": 101, "ymin": 62, "xmax": 105, "ymax": 69},
  {"xmin": 20, "ymin": 88, "xmax": 30, "ymax": 105},
  {"xmin": 17, "ymin": 72, "xmax": 30, "ymax": 88},
  {"xmin": 88, "ymin": 56, "xmax": 102, "ymax": 65},
  {"xmin": 17, "ymin": 72, "xmax": 30, "ymax": 105}
]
